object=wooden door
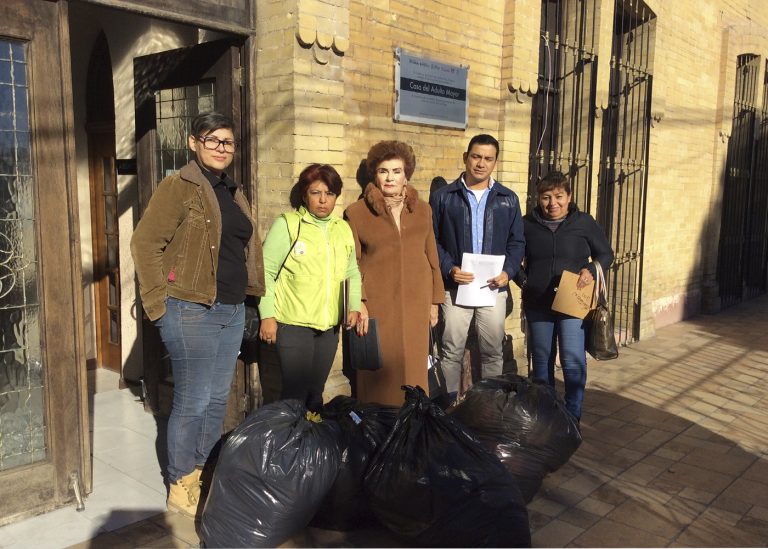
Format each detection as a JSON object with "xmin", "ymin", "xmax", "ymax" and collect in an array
[
  {"xmin": 0, "ymin": 0, "xmax": 88, "ymax": 525},
  {"xmin": 88, "ymin": 132, "xmax": 121, "ymax": 372},
  {"xmin": 133, "ymin": 39, "xmax": 249, "ymax": 429}
]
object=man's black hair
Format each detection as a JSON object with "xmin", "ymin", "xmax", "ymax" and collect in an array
[{"xmin": 466, "ymin": 134, "xmax": 499, "ymax": 157}]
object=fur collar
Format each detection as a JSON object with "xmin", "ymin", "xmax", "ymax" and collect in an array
[{"xmin": 363, "ymin": 183, "xmax": 419, "ymax": 216}]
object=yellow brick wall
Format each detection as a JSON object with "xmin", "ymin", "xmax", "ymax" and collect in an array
[
  {"xmin": 343, "ymin": 0, "xmax": 510, "ymax": 196},
  {"xmin": 642, "ymin": 0, "xmax": 768, "ymax": 330},
  {"xmin": 254, "ymin": 0, "xmax": 300, "ymax": 228},
  {"xmin": 340, "ymin": 0, "xmax": 540, "ymax": 364},
  {"xmin": 643, "ymin": 0, "xmax": 723, "ymax": 330},
  {"xmin": 253, "ymin": 0, "xmax": 768, "ymax": 370}
]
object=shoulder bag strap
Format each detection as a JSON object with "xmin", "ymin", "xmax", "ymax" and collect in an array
[
  {"xmin": 429, "ymin": 326, "xmax": 436, "ymax": 355},
  {"xmin": 592, "ymin": 261, "xmax": 607, "ymax": 303},
  {"xmin": 274, "ymin": 214, "xmax": 302, "ymax": 281}
]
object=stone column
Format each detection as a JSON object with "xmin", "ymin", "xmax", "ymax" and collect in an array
[{"xmin": 499, "ymin": 0, "xmax": 542, "ymax": 367}]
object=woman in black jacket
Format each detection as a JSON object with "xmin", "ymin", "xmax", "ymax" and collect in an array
[{"xmin": 516, "ymin": 172, "xmax": 613, "ymax": 422}]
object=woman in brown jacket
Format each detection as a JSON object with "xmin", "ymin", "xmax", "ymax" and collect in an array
[
  {"xmin": 344, "ymin": 141, "xmax": 444, "ymax": 406},
  {"xmin": 131, "ymin": 113, "xmax": 264, "ymax": 518}
]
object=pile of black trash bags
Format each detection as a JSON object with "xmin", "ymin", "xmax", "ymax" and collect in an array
[{"xmin": 200, "ymin": 374, "xmax": 582, "ymax": 548}]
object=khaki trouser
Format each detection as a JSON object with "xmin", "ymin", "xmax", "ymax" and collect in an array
[{"xmin": 439, "ymin": 289, "xmax": 508, "ymax": 393}]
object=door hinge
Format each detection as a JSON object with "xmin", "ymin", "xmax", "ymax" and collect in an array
[{"xmin": 233, "ymin": 67, "xmax": 243, "ymax": 87}]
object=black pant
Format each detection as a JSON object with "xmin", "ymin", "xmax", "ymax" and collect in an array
[{"xmin": 276, "ymin": 323, "xmax": 339, "ymax": 411}]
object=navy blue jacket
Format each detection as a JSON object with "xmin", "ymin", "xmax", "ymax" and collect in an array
[
  {"xmin": 515, "ymin": 204, "xmax": 614, "ymax": 312},
  {"xmin": 429, "ymin": 175, "xmax": 525, "ymax": 289}
]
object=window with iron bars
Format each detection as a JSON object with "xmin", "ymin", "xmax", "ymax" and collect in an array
[
  {"xmin": 596, "ymin": 0, "xmax": 655, "ymax": 346},
  {"xmin": 717, "ymin": 54, "xmax": 768, "ymax": 308},
  {"xmin": 528, "ymin": 0, "xmax": 599, "ymax": 213},
  {"xmin": 751, "ymin": 61, "xmax": 768, "ymax": 296}
]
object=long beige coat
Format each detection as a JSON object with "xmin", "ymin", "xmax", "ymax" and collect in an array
[{"xmin": 344, "ymin": 184, "xmax": 444, "ymax": 406}]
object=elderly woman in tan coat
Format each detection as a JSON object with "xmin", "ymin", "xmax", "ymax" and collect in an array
[{"xmin": 344, "ymin": 141, "xmax": 444, "ymax": 406}]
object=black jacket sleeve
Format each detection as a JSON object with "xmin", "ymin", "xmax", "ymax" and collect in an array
[{"xmin": 584, "ymin": 216, "xmax": 614, "ymax": 278}]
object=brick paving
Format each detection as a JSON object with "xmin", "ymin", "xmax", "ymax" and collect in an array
[
  {"xmin": 528, "ymin": 294, "xmax": 768, "ymax": 548},
  {"xmin": 70, "ymin": 294, "xmax": 768, "ymax": 548}
]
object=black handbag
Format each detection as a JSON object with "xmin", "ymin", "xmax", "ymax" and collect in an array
[
  {"xmin": 586, "ymin": 262, "xmax": 619, "ymax": 360},
  {"xmin": 241, "ymin": 297, "xmax": 262, "ymax": 363},
  {"xmin": 346, "ymin": 318, "xmax": 383, "ymax": 371},
  {"xmin": 243, "ymin": 298, "xmax": 261, "ymax": 344}
]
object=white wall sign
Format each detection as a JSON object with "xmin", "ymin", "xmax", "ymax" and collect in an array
[{"xmin": 394, "ymin": 48, "xmax": 468, "ymax": 129}]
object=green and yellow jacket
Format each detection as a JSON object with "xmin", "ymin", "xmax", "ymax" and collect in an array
[{"xmin": 259, "ymin": 206, "xmax": 361, "ymax": 330}]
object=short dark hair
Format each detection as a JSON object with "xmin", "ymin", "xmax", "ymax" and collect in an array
[
  {"xmin": 365, "ymin": 140, "xmax": 416, "ymax": 182},
  {"xmin": 191, "ymin": 112, "xmax": 235, "ymax": 137},
  {"xmin": 466, "ymin": 134, "xmax": 499, "ymax": 157},
  {"xmin": 536, "ymin": 171, "xmax": 572, "ymax": 196},
  {"xmin": 297, "ymin": 164, "xmax": 344, "ymax": 200}
]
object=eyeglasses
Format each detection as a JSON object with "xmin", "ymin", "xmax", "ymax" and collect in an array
[{"xmin": 196, "ymin": 136, "xmax": 238, "ymax": 152}]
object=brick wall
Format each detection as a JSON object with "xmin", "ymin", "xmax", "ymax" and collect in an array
[
  {"xmin": 642, "ymin": 0, "xmax": 768, "ymax": 329},
  {"xmin": 252, "ymin": 0, "xmax": 768, "ymax": 384},
  {"xmin": 341, "ymin": 0, "xmax": 539, "ymax": 366}
]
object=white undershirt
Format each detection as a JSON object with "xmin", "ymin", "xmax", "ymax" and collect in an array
[{"xmin": 469, "ymin": 188, "xmax": 486, "ymax": 201}]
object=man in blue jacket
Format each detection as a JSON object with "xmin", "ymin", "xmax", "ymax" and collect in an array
[{"xmin": 430, "ymin": 134, "xmax": 525, "ymax": 400}]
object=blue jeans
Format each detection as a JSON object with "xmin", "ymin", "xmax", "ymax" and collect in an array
[
  {"xmin": 156, "ymin": 297, "xmax": 245, "ymax": 482},
  {"xmin": 525, "ymin": 307, "xmax": 587, "ymax": 420}
]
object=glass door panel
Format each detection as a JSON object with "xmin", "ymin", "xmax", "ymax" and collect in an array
[{"xmin": 0, "ymin": 38, "xmax": 46, "ymax": 472}]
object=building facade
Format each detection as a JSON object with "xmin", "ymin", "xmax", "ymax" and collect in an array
[{"xmin": 0, "ymin": 0, "xmax": 767, "ymax": 523}]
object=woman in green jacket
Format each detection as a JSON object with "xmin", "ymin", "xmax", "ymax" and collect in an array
[{"xmin": 259, "ymin": 164, "xmax": 361, "ymax": 411}]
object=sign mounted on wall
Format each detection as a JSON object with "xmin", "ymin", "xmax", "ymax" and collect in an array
[{"xmin": 394, "ymin": 48, "xmax": 468, "ymax": 129}]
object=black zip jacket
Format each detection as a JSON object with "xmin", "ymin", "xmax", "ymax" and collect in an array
[{"xmin": 514, "ymin": 203, "xmax": 614, "ymax": 312}]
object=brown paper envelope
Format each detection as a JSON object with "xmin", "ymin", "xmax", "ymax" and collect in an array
[{"xmin": 551, "ymin": 270, "xmax": 596, "ymax": 319}]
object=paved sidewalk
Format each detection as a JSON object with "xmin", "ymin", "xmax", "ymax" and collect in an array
[
  {"xmin": 529, "ymin": 294, "xmax": 768, "ymax": 547},
  {"xmin": 70, "ymin": 294, "xmax": 768, "ymax": 548}
]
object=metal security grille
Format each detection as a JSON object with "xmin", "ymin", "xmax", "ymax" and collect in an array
[
  {"xmin": 596, "ymin": 0, "xmax": 655, "ymax": 345},
  {"xmin": 529, "ymin": 0, "xmax": 599, "ymax": 212},
  {"xmin": 750, "ymin": 63, "xmax": 768, "ymax": 295},
  {"xmin": 717, "ymin": 55, "xmax": 767, "ymax": 309}
]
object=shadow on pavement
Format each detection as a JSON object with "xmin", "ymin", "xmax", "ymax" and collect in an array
[{"xmin": 528, "ymin": 385, "xmax": 768, "ymax": 547}]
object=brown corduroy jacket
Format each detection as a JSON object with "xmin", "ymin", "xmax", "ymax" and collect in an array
[{"xmin": 130, "ymin": 160, "xmax": 265, "ymax": 321}]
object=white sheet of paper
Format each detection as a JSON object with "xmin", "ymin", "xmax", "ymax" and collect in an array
[{"xmin": 455, "ymin": 253, "xmax": 506, "ymax": 307}]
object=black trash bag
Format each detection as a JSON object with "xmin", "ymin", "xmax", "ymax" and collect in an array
[
  {"xmin": 200, "ymin": 399, "xmax": 341, "ymax": 548},
  {"xmin": 448, "ymin": 374, "xmax": 582, "ymax": 502},
  {"xmin": 310, "ymin": 396, "xmax": 398, "ymax": 531},
  {"xmin": 365, "ymin": 385, "xmax": 531, "ymax": 548}
]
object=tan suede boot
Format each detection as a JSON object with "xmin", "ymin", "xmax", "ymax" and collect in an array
[
  {"xmin": 167, "ymin": 472, "xmax": 200, "ymax": 518},
  {"xmin": 188, "ymin": 468, "xmax": 203, "ymax": 500}
]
